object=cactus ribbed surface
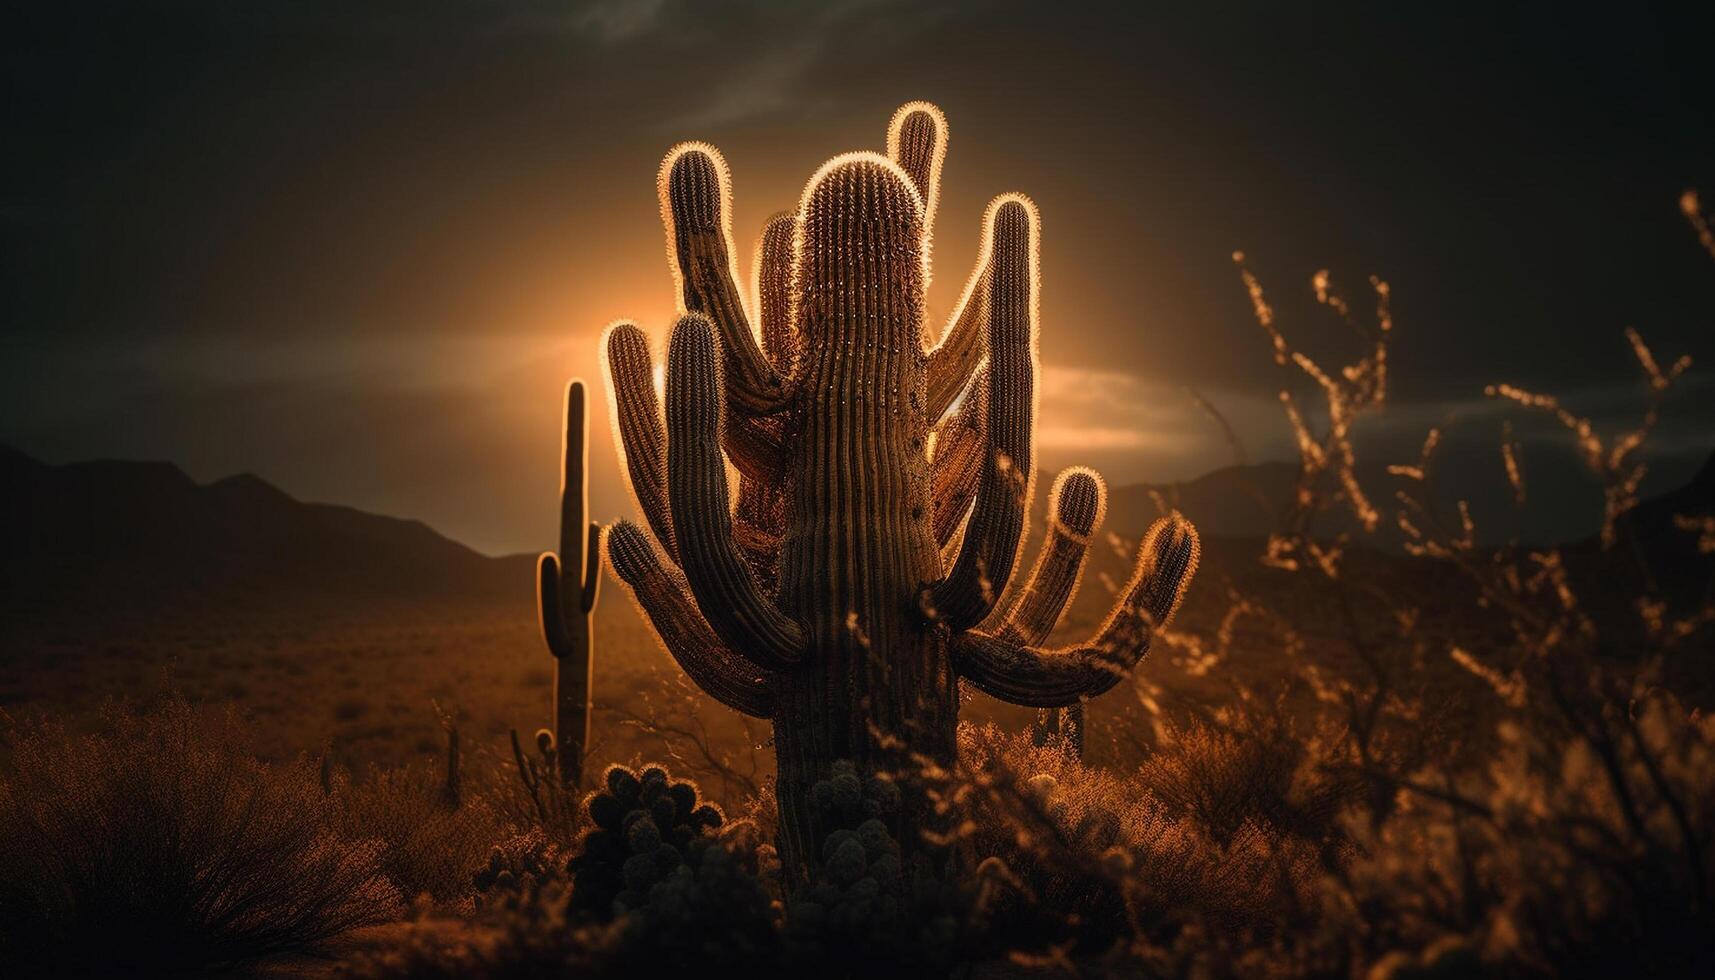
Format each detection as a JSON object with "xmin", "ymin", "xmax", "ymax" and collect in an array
[
  {"xmin": 601, "ymin": 103, "xmax": 1200, "ymax": 885},
  {"xmin": 1005, "ymin": 469, "xmax": 1107, "ymax": 754},
  {"xmin": 536, "ymin": 380, "xmax": 603, "ymax": 789}
]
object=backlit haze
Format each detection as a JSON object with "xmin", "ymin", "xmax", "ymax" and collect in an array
[{"xmin": 4, "ymin": 2, "xmax": 1713, "ymax": 554}]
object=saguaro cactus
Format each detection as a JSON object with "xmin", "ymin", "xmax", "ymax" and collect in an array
[
  {"xmin": 537, "ymin": 380, "xmax": 603, "ymax": 789},
  {"xmin": 602, "ymin": 103, "xmax": 1199, "ymax": 883}
]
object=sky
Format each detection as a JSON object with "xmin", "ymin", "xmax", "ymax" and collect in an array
[{"xmin": 4, "ymin": 1, "xmax": 1714, "ymax": 555}]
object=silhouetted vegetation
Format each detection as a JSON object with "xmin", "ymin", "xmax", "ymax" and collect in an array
[{"xmin": 0, "ymin": 695, "xmax": 401, "ymax": 976}]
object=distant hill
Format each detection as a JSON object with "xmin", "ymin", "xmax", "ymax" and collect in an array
[
  {"xmin": 1098, "ymin": 447, "xmax": 1715, "ymax": 551},
  {"xmin": 1563, "ymin": 449, "xmax": 1715, "ymax": 613},
  {"xmin": 1102, "ymin": 461, "xmax": 1301, "ymax": 540},
  {"xmin": 1084, "ymin": 459, "xmax": 1411, "ymax": 545},
  {"xmin": 3, "ymin": 442, "xmax": 1708, "ymax": 628},
  {"xmin": 0, "ymin": 446, "xmax": 534, "ymax": 619}
]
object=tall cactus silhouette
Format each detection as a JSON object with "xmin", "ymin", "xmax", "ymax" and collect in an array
[
  {"xmin": 536, "ymin": 380, "xmax": 603, "ymax": 789},
  {"xmin": 602, "ymin": 102, "xmax": 1199, "ymax": 883}
]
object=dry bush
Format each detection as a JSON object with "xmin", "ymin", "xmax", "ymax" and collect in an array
[
  {"xmin": 0, "ymin": 694, "xmax": 401, "ymax": 976},
  {"xmin": 1135, "ymin": 703, "xmax": 1360, "ymax": 848},
  {"xmin": 944, "ymin": 725, "xmax": 1325, "ymax": 962},
  {"xmin": 477, "ymin": 727, "xmax": 589, "ymax": 848},
  {"xmin": 1126, "ymin": 215, "xmax": 1715, "ymax": 977},
  {"xmin": 334, "ymin": 760, "xmax": 509, "ymax": 907},
  {"xmin": 1324, "ymin": 687, "xmax": 1715, "ymax": 978},
  {"xmin": 602, "ymin": 668, "xmax": 772, "ymax": 808},
  {"xmin": 338, "ymin": 884, "xmax": 623, "ymax": 980}
]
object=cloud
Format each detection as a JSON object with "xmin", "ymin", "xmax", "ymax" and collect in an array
[
  {"xmin": 569, "ymin": 0, "xmax": 669, "ymax": 42},
  {"xmin": 660, "ymin": 0, "xmax": 924, "ymax": 131},
  {"xmin": 1028, "ymin": 364, "xmax": 1284, "ymax": 483},
  {"xmin": 1036, "ymin": 425, "xmax": 1194, "ymax": 451}
]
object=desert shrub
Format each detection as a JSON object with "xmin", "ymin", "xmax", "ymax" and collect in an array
[
  {"xmin": 335, "ymin": 759, "xmax": 508, "ymax": 906},
  {"xmin": 950, "ymin": 726, "xmax": 1325, "ymax": 962},
  {"xmin": 1136, "ymin": 705, "xmax": 1361, "ymax": 848},
  {"xmin": 338, "ymin": 882, "xmax": 622, "ymax": 980},
  {"xmin": 1320, "ymin": 687, "xmax": 1715, "ymax": 978},
  {"xmin": 472, "ymin": 828, "xmax": 564, "ymax": 908},
  {"xmin": 482, "ymin": 728, "xmax": 586, "ymax": 848},
  {"xmin": 0, "ymin": 695, "xmax": 401, "ymax": 976}
]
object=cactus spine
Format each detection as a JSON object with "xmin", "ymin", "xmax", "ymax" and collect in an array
[
  {"xmin": 602, "ymin": 103, "xmax": 1200, "ymax": 884},
  {"xmin": 537, "ymin": 379, "xmax": 603, "ymax": 789}
]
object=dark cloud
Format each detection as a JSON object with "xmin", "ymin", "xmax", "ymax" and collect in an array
[{"xmin": 3, "ymin": 1, "xmax": 1713, "ymax": 553}]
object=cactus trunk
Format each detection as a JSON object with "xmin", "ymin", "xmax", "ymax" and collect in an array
[
  {"xmin": 538, "ymin": 380, "xmax": 602, "ymax": 790},
  {"xmin": 770, "ymin": 157, "xmax": 959, "ymax": 875},
  {"xmin": 551, "ymin": 602, "xmax": 592, "ymax": 788}
]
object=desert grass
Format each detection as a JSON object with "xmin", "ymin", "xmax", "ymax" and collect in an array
[{"xmin": 0, "ymin": 695, "xmax": 402, "ymax": 976}]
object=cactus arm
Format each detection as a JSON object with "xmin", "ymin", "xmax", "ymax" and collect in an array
[
  {"xmin": 887, "ymin": 101, "xmax": 948, "ymax": 248},
  {"xmin": 927, "ymin": 190, "xmax": 1044, "ymax": 423},
  {"xmin": 537, "ymin": 551, "xmax": 573, "ymax": 657},
  {"xmin": 666, "ymin": 313, "xmax": 805, "ymax": 668},
  {"xmin": 728, "ymin": 210, "xmax": 799, "ymax": 586},
  {"xmin": 998, "ymin": 469, "xmax": 1104, "ymax": 754},
  {"xmin": 952, "ymin": 514, "xmax": 1199, "ymax": 706},
  {"xmin": 929, "ymin": 197, "xmax": 1039, "ymax": 631},
  {"xmin": 607, "ymin": 521, "xmax": 775, "ymax": 719},
  {"xmin": 995, "ymin": 468, "xmax": 1106, "ymax": 644},
  {"xmin": 560, "ymin": 380, "xmax": 591, "ymax": 617},
  {"xmin": 890, "ymin": 101, "xmax": 966, "ymax": 417},
  {"xmin": 723, "ymin": 408, "xmax": 786, "ymax": 484},
  {"xmin": 924, "ymin": 269, "xmax": 989, "ymax": 422},
  {"xmin": 753, "ymin": 211, "xmax": 800, "ymax": 376},
  {"xmin": 929, "ymin": 379, "xmax": 987, "ymax": 546},
  {"xmin": 581, "ymin": 521, "xmax": 602, "ymax": 612},
  {"xmin": 603, "ymin": 321, "xmax": 677, "ymax": 562},
  {"xmin": 660, "ymin": 143, "xmax": 793, "ymax": 417}
]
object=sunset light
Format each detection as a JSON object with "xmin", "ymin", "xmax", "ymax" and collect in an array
[{"xmin": 3, "ymin": 4, "xmax": 1712, "ymax": 977}]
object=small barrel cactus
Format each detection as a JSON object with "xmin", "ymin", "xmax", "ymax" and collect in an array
[
  {"xmin": 620, "ymin": 820, "xmax": 779, "ymax": 972},
  {"xmin": 783, "ymin": 760, "xmax": 983, "ymax": 973},
  {"xmin": 807, "ymin": 759, "xmax": 903, "ymax": 829},
  {"xmin": 786, "ymin": 819, "xmax": 905, "ymax": 946},
  {"xmin": 794, "ymin": 760, "xmax": 908, "ymax": 928},
  {"xmin": 566, "ymin": 764, "xmax": 779, "ymax": 972},
  {"xmin": 567, "ymin": 763, "xmax": 724, "ymax": 921}
]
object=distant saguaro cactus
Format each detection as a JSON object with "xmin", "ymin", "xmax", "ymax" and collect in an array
[
  {"xmin": 602, "ymin": 103, "xmax": 1199, "ymax": 884},
  {"xmin": 537, "ymin": 380, "xmax": 603, "ymax": 789}
]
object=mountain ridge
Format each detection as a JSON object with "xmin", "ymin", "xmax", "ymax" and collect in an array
[
  {"xmin": 1, "ymin": 446, "xmax": 534, "ymax": 619},
  {"xmin": 3, "ymin": 444, "xmax": 1708, "ymax": 625}
]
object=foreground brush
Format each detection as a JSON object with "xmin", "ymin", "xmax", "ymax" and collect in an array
[{"xmin": 600, "ymin": 102, "xmax": 1199, "ymax": 885}]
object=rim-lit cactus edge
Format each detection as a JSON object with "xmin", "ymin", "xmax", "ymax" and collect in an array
[{"xmin": 598, "ymin": 102, "xmax": 1200, "ymax": 885}]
